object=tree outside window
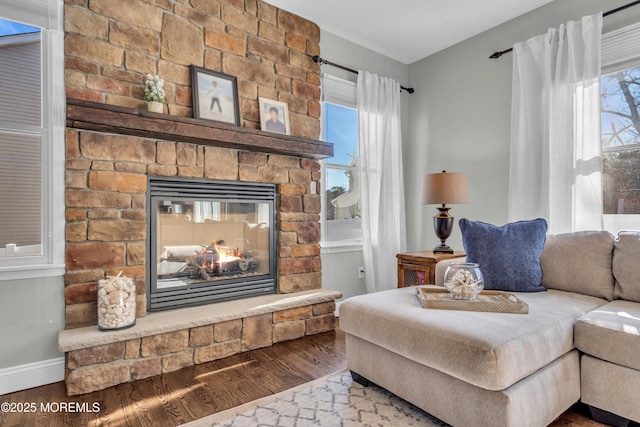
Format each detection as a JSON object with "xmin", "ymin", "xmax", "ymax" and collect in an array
[{"xmin": 602, "ymin": 65, "xmax": 640, "ymax": 214}]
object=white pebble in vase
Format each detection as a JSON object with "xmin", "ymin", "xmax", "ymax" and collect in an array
[{"xmin": 97, "ymin": 272, "xmax": 137, "ymax": 331}]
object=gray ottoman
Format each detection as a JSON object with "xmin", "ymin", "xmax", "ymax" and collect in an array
[{"xmin": 340, "ymin": 286, "xmax": 604, "ymax": 427}]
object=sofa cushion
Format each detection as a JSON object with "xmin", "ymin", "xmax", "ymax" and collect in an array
[
  {"xmin": 540, "ymin": 231, "xmax": 615, "ymax": 301},
  {"xmin": 614, "ymin": 231, "xmax": 640, "ymax": 302},
  {"xmin": 459, "ymin": 218, "xmax": 547, "ymax": 292},
  {"xmin": 435, "ymin": 256, "xmax": 467, "ymax": 286},
  {"xmin": 340, "ymin": 286, "xmax": 605, "ymax": 391},
  {"xmin": 575, "ymin": 300, "xmax": 640, "ymax": 371}
]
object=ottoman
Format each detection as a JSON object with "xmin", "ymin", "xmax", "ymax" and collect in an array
[{"xmin": 340, "ymin": 286, "xmax": 605, "ymax": 427}]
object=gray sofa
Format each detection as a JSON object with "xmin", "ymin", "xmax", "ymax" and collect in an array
[{"xmin": 340, "ymin": 231, "xmax": 640, "ymax": 427}]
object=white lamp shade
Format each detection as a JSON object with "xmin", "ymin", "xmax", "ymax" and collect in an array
[{"xmin": 422, "ymin": 172, "xmax": 469, "ymax": 205}]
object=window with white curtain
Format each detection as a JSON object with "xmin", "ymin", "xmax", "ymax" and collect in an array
[
  {"xmin": 601, "ymin": 22, "xmax": 640, "ymax": 231},
  {"xmin": 0, "ymin": 0, "xmax": 65, "ymax": 279},
  {"xmin": 321, "ymin": 75, "xmax": 362, "ymax": 251}
]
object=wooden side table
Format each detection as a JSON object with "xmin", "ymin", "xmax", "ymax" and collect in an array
[{"xmin": 397, "ymin": 251, "xmax": 465, "ymax": 287}]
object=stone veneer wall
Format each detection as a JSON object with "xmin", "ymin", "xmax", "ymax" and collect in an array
[
  {"xmin": 65, "ymin": 128, "xmax": 323, "ymax": 328},
  {"xmin": 65, "ymin": 300, "xmax": 336, "ymax": 395},
  {"xmin": 64, "ymin": 0, "xmax": 321, "ymax": 139},
  {"xmin": 63, "ymin": 0, "xmax": 327, "ymax": 329}
]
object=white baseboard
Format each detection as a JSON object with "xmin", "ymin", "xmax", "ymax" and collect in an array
[{"xmin": 0, "ymin": 357, "xmax": 65, "ymax": 395}]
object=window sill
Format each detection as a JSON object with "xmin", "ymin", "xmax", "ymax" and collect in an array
[
  {"xmin": 602, "ymin": 215, "xmax": 640, "ymax": 234},
  {"xmin": 321, "ymin": 241, "xmax": 363, "ymax": 254},
  {"xmin": 0, "ymin": 263, "xmax": 65, "ymax": 281}
]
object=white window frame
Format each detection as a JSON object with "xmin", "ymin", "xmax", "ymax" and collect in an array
[
  {"xmin": 0, "ymin": 0, "xmax": 65, "ymax": 280},
  {"xmin": 320, "ymin": 75, "xmax": 362, "ymax": 253}
]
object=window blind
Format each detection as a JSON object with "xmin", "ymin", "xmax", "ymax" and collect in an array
[
  {"xmin": 0, "ymin": 37, "xmax": 42, "ymax": 126},
  {"xmin": 0, "ymin": 132, "xmax": 42, "ymax": 247},
  {"xmin": 602, "ymin": 21, "xmax": 640, "ymax": 73},
  {"xmin": 0, "ymin": 36, "xmax": 43, "ymax": 249},
  {"xmin": 0, "ymin": 0, "xmax": 60, "ymax": 30},
  {"xmin": 322, "ymin": 74, "xmax": 357, "ymax": 109}
]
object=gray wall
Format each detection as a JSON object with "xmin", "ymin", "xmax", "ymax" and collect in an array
[
  {"xmin": 319, "ymin": 30, "xmax": 409, "ymax": 301},
  {"xmin": 0, "ymin": 276, "xmax": 65, "ymax": 368},
  {"xmin": 321, "ymin": 250, "xmax": 366, "ymax": 301},
  {"xmin": 406, "ymin": 0, "xmax": 640, "ymax": 252}
]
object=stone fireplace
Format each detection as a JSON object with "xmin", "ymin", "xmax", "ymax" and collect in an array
[
  {"xmin": 63, "ymin": 100, "xmax": 333, "ymax": 327},
  {"xmin": 58, "ymin": 0, "xmax": 340, "ymax": 396},
  {"xmin": 148, "ymin": 177, "xmax": 277, "ymax": 310},
  {"xmin": 59, "ymin": 101, "xmax": 338, "ymax": 395}
]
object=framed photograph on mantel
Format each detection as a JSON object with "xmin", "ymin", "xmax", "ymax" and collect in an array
[
  {"xmin": 191, "ymin": 65, "xmax": 240, "ymax": 126},
  {"xmin": 259, "ymin": 97, "xmax": 290, "ymax": 135}
]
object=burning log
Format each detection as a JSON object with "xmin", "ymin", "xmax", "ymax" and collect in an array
[
  {"xmin": 158, "ymin": 239, "xmax": 260, "ymax": 281},
  {"xmin": 199, "ymin": 267, "xmax": 210, "ymax": 280}
]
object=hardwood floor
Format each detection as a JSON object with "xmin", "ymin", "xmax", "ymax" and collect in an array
[{"xmin": 0, "ymin": 323, "xmax": 615, "ymax": 426}]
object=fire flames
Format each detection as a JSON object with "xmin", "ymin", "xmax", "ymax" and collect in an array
[
  {"xmin": 198, "ymin": 241, "xmax": 241, "ymax": 270},
  {"xmin": 213, "ymin": 240, "xmax": 240, "ymax": 264}
]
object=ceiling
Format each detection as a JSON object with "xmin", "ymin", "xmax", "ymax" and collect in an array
[{"xmin": 265, "ymin": 0, "xmax": 555, "ymax": 64}]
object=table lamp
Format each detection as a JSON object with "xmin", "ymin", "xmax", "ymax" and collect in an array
[{"xmin": 421, "ymin": 171, "xmax": 469, "ymax": 254}]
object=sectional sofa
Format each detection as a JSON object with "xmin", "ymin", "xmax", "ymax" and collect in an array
[{"xmin": 340, "ymin": 231, "xmax": 640, "ymax": 427}]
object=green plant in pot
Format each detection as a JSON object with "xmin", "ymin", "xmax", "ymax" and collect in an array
[{"xmin": 144, "ymin": 74, "xmax": 165, "ymax": 113}]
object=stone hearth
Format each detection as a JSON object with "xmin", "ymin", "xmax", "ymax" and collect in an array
[{"xmin": 59, "ymin": 289, "xmax": 340, "ymax": 395}]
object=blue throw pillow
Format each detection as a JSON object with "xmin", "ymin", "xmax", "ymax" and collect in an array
[{"xmin": 459, "ymin": 218, "xmax": 547, "ymax": 292}]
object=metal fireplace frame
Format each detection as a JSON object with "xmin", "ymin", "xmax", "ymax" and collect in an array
[{"xmin": 147, "ymin": 177, "xmax": 277, "ymax": 311}]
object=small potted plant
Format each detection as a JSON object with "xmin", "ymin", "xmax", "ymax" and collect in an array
[{"xmin": 144, "ymin": 74, "xmax": 165, "ymax": 113}]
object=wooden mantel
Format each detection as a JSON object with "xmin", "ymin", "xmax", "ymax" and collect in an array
[{"xmin": 66, "ymin": 99, "xmax": 334, "ymax": 160}]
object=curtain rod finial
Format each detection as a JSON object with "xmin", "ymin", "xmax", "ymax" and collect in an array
[{"xmin": 489, "ymin": 51, "xmax": 502, "ymax": 59}]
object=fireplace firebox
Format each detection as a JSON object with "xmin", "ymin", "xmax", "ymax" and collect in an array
[{"xmin": 147, "ymin": 178, "xmax": 276, "ymax": 311}]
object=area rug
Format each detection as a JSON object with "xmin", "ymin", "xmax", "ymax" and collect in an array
[{"xmin": 181, "ymin": 369, "xmax": 449, "ymax": 427}]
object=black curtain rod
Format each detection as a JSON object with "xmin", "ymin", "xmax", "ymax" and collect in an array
[
  {"xmin": 489, "ymin": 0, "xmax": 640, "ymax": 59},
  {"xmin": 312, "ymin": 55, "xmax": 415, "ymax": 94}
]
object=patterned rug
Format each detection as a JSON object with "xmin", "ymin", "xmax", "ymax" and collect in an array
[{"xmin": 181, "ymin": 369, "xmax": 449, "ymax": 427}]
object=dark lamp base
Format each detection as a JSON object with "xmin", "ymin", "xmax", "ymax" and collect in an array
[
  {"xmin": 433, "ymin": 244, "xmax": 454, "ymax": 254},
  {"xmin": 432, "ymin": 205, "xmax": 455, "ymax": 254}
]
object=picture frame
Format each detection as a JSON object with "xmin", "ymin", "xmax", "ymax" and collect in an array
[
  {"xmin": 191, "ymin": 65, "xmax": 240, "ymax": 126},
  {"xmin": 259, "ymin": 97, "xmax": 290, "ymax": 135}
]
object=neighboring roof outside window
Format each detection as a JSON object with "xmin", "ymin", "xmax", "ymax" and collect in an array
[{"xmin": 0, "ymin": 18, "xmax": 39, "ymax": 37}]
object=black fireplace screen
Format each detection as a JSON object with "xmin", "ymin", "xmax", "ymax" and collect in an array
[{"xmin": 147, "ymin": 178, "xmax": 276, "ymax": 311}]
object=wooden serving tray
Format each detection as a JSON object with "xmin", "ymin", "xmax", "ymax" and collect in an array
[{"xmin": 416, "ymin": 287, "xmax": 529, "ymax": 314}]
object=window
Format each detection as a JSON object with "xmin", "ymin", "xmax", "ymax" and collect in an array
[
  {"xmin": 0, "ymin": 1, "xmax": 65, "ymax": 279},
  {"xmin": 602, "ymin": 65, "xmax": 640, "ymax": 214},
  {"xmin": 601, "ymin": 22, "xmax": 640, "ymax": 231},
  {"xmin": 0, "ymin": 22, "xmax": 43, "ymax": 256},
  {"xmin": 321, "ymin": 75, "xmax": 362, "ymax": 250},
  {"xmin": 323, "ymin": 103, "xmax": 361, "ymax": 243}
]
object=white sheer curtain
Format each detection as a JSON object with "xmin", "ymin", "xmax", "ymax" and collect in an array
[
  {"xmin": 508, "ymin": 13, "xmax": 603, "ymax": 234},
  {"xmin": 357, "ymin": 71, "xmax": 407, "ymax": 293},
  {"xmin": 194, "ymin": 201, "xmax": 220, "ymax": 222}
]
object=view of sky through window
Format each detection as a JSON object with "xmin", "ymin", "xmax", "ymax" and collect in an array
[
  {"xmin": 323, "ymin": 103, "xmax": 358, "ymax": 165},
  {"xmin": 323, "ymin": 103, "xmax": 358, "ymax": 191}
]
